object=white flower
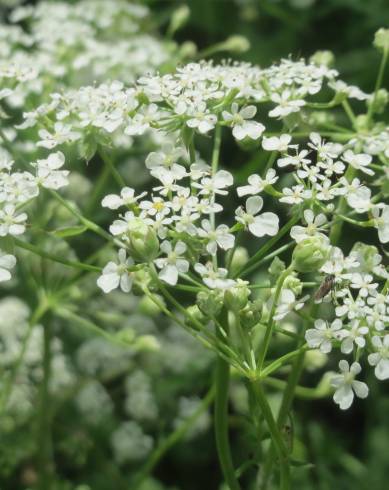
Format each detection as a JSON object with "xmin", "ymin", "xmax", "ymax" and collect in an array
[
  {"xmin": 186, "ymin": 101, "xmax": 217, "ymax": 134},
  {"xmin": 0, "ymin": 204, "xmax": 27, "ymax": 236},
  {"xmin": 274, "ymin": 289, "xmax": 309, "ymax": 321},
  {"xmin": 236, "ymin": 169, "xmax": 278, "ymax": 197},
  {"xmin": 372, "ymin": 204, "xmax": 389, "ymax": 243},
  {"xmin": 32, "ymin": 151, "xmax": 69, "ymax": 190},
  {"xmin": 0, "ymin": 250, "xmax": 16, "ymax": 282},
  {"xmin": 97, "ymin": 249, "xmax": 133, "ymax": 294},
  {"xmin": 308, "ymin": 133, "xmax": 343, "ymax": 160},
  {"xmin": 102, "ymin": 187, "xmax": 146, "ymax": 210},
  {"xmin": 277, "ymin": 149, "xmax": 310, "ymax": 168},
  {"xmin": 146, "ymin": 144, "xmax": 187, "ymax": 180},
  {"xmin": 290, "ymin": 209, "xmax": 327, "ymax": 243},
  {"xmin": 109, "ymin": 211, "xmax": 136, "ymax": 236},
  {"xmin": 340, "ymin": 177, "xmax": 371, "ymax": 213},
  {"xmin": 262, "ymin": 134, "xmax": 294, "ymax": 152},
  {"xmin": 368, "ymin": 335, "xmax": 389, "ymax": 380},
  {"xmin": 37, "ymin": 122, "xmax": 79, "ymax": 149},
  {"xmin": 342, "ymin": 150, "xmax": 374, "ymax": 176},
  {"xmin": 331, "ymin": 360, "xmax": 368, "ymax": 410},
  {"xmin": 305, "ymin": 318, "xmax": 347, "ymax": 354},
  {"xmin": 279, "ymin": 185, "xmax": 311, "ymax": 204},
  {"xmin": 194, "ymin": 262, "xmax": 236, "ymax": 290},
  {"xmin": 340, "ymin": 320, "xmax": 369, "ymax": 354},
  {"xmin": 192, "ymin": 170, "xmax": 233, "ymax": 196},
  {"xmin": 315, "ymin": 179, "xmax": 341, "ymax": 201},
  {"xmin": 222, "ymin": 103, "xmax": 265, "ymax": 140},
  {"xmin": 197, "ymin": 220, "xmax": 235, "ymax": 256},
  {"xmin": 154, "ymin": 241, "xmax": 189, "ymax": 286},
  {"xmin": 139, "ymin": 197, "xmax": 171, "ymax": 219},
  {"xmin": 125, "ymin": 104, "xmax": 160, "ymax": 136},
  {"xmin": 350, "ymin": 273, "xmax": 378, "ymax": 297},
  {"xmin": 235, "ymin": 196, "xmax": 279, "ymax": 237},
  {"xmin": 269, "ymin": 90, "xmax": 305, "ymax": 118}
]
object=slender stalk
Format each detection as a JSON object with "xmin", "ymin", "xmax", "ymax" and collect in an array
[
  {"xmin": 14, "ymin": 238, "xmax": 101, "ymax": 272},
  {"xmin": 37, "ymin": 319, "xmax": 54, "ymax": 490},
  {"xmin": 131, "ymin": 386, "xmax": 215, "ymax": 489},
  {"xmin": 214, "ymin": 309, "xmax": 241, "ymax": 490},
  {"xmin": 257, "ymin": 266, "xmax": 293, "ymax": 372},
  {"xmin": 367, "ymin": 46, "xmax": 389, "ymax": 122},
  {"xmin": 250, "ymin": 382, "xmax": 290, "ymax": 490}
]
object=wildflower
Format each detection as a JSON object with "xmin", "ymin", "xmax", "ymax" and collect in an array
[
  {"xmin": 269, "ymin": 90, "xmax": 305, "ymax": 118},
  {"xmin": 0, "ymin": 250, "xmax": 16, "ymax": 282},
  {"xmin": 236, "ymin": 169, "xmax": 278, "ymax": 197},
  {"xmin": 290, "ymin": 209, "xmax": 327, "ymax": 243},
  {"xmin": 274, "ymin": 289, "xmax": 308, "ymax": 320},
  {"xmin": 279, "ymin": 185, "xmax": 311, "ymax": 204},
  {"xmin": 331, "ymin": 360, "xmax": 368, "ymax": 410},
  {"xmin": 222, "ymin": 103, "xmax": 265, "ymax": 140},
  {"xmin": 194, "ymin": 262, "xmax": 235, "ymax": 290},
  {"xmin": 340, "ymin": 320, "xmax": 369, "ymax": 354},
  {"xmin": 372, "ymin": 204, "xmax": 389, "ymax": 243},
  {"xmin": 305, "ymin": 319, "xmax": 347, "ymax": 353},
  {"xmin": 97, "ymin": 249, "xmax": 134, "ymax": 293},
  {"xmin": 235, "ymin": 196, "xmax": 279, "ymax": 237},
  {"xmin": 262, "ymin": 134, "xmax": 294, "ymax": 152},
  {"xmin": 277, "ymin": 149, "xmax": 310, "ymax": 168},
  {"xmin": 154, "ymin": 240, "xmax": 189, "ymax": 285},
  {"xmin": 37, "ymin": 122, "xmax": 79, "ymax": 149},
  {"xmin": 197, "ymin": 219, "xmax": 235, "ymax": 255},
  {"xmin": 342, "ymin": 150, "xmax": 374, "ymax": 176},
  {"xmin": 186, "ymin": 101, "xmax": 217, "ymax": 134},
  {"xmin": 0, "ymin": 204, "xmax": 27, "ymax": 236},
  {"xmin": 350, "ymin": 273, "xmax": 378, "ymax": 297},
  {"xmin": 368, "ymin": 335, "xmax": 389, "ymax": 380},
  {"xmin": 192, "ymin": 170, "xmax": 233, "ymax": 196},
  {"xmin": 102, "ymin": 187, "xmax": 146, "ymax": 210},
  {"xmin": 32, "ymin": 151, "xmax": 69, "ymax": 190}
]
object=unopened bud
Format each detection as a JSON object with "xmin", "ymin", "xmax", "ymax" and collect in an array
[
  {"xmin": 127, "ymin": 218, "xmax": 159, "ymax": 262},
  {"xmin": 310, "ymin": 50, "xmax": 335, "ymax": 67},
  {"xmin": 224, "ymin": 279, "xmax": 250, "ymax": 312},
  {"xmin": 292, "ymin": 236, "xmax": 329, "ymax": 273},
  {"xmin": 374, "ymin": 28, "xmax": 389, "ymax": 51},
  {"xmin": 230, "ymin": 246, "xmax": 249, "ymax": 275},
  {"xmin": 367, "ymin": 88, "xmax": 389, "ymax": 114},
  {"xmin": 222, "ymin": 35, "xmax": 250, "ymax": 54},
  {"xmin": 197, "ymin": 290, "xmax": 223, "ymax": 317}
]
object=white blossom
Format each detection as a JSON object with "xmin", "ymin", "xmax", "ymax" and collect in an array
[{"xmin": 331, "ymin": 360, "xmax": 368, "ymax": 410}]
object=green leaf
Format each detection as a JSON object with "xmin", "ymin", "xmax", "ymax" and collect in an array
[{"xmin": 52, "ymin": 225, "xmax": 88, "ymax": 238}]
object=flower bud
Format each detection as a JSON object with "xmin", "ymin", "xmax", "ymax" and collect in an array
[
  {"xmin": 283, "ymin": 274, "xmax": 303, "ymax": 296},
  {"xmin": 310, "ymin": 50, "xmax": 335, "ymax": 67},
  {"xmin": 229, "ymin": 246, "xmax": 249, "ymax": 275},
  {"xmin": 374, "ymin": 28, "xmax": 389, "ymax": 51},
  {"xmin": 168, "ymin": 5, "xmax": 190, "ymax": 37},
  {"xmin": 179, "ymin": 41, "xmax": 197, "ymax": 59},
  {"xmin": 268, "ymin": 256, "xmax": 285, "ymax": 277},
  {"xmin": 292, "ymin": 236, "xmax": 329, "ymax": 273},
  {"xmin": 224, "ymin": 280, "xmax": 250, "ymax": 312},
  {"xmin": 240, "ymin": 299, "xmax": 262, "ymax": 329},
  {"xmin": 367, "ymin": 88, "xmax": 389, "ymax": 114},
  {"xmin": 354, "ymin": 114, "xmax": 370, "ymax": 132},
  {"xmin": 138, "ymin": 295, "xmax": 161, "ymax": 317},
  {"xmin": 304, "ymin": 350, "xmax": 328, "ymax": 371},
  {"xmin": 127, "ymin": 218, "xmax": 159, "ymax": 262},
  {"xmin": 222, "ymin": 35, "xmax": 250, "ymax": 54},
  {"xmin": 197, "ymin": 290, "xmax": 223, "ymax": 317},
  {"xmin": 186, "ymin": 304, "xmax": 206, "ymax": 326}
]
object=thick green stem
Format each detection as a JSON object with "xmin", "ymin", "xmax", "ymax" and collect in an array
[{"xmin": 214, "ymin": 310, "xmax": 241, "ymax": 490}]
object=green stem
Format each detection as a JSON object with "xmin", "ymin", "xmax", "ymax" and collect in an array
[
  {"xmin": 214, "ymin": 314, "xmax": 241, "ymax": 490},
  {"xmin": 250, "ymin": 382, "xmax": 290, "ymax": 490},
  {"xmin": 256, "ymin": 266, "xmax": 293, "ymax": 372},
  {"xmin": 131, "ymin": 386, "xmax": 215, "ymax": 489},
  {"xmin": 367, "ymin": 46, "xmax": 389, "ymax": 122},
  {"xmin": 37, "ymin": 319, "xmax": 54, "ymax": 490},
  {"xmin": 14, "ymin": 238, "xmax": 101, "ymax": 272}
]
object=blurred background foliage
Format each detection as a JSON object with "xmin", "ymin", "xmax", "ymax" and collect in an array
[{"xmin": 0, "ymin": 1, "xmax": 388, "ymax": 489}]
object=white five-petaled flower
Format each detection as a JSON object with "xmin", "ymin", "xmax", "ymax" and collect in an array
[
  {"xmin": 279, "ymin": 185, "xmax": 311, "ymax": 204},
  {"xmin": 269, "ymin": 90, "xmax": 305, "ymax": 118},
  {"xmin": 235, "ymin": 196, "xmax": 279, "ymax": 238},
  {"xmin": 37, "ymin": 122, "xmax": 80, "ymax": 149},
  {"xmin": 197, "ymin": 219, "xmax": 235, "ymax": 256},
  {"xmin": 372, "ymin": 204, "xmax": 389, "ymax": 243},
  {"xmin": 350, "ymin": 273, "xmax": 378, "ymax": 297},
  {"xmin": 368, "ymin": 335, "xmax": 389, "ymax": 380},
  {"xmin": 305, "ymin": 318, "xmax": 347, "ymax": 353},
  {"xmin": 32, "ymin": 151, "xmax": 69, "ymax": 190},
  {"xmin": 236, "ymin": 169, "xmax": 278, "ymax": 197},
  {"xmin": 340, "ymin": 320, "xmax": 369, "ymax": 354},
  {"xmin": 194, "ymin": 262, "xmax": 236, "ymax": 290},
  {"xmin": 331, "ymin": 360, "xmax": 368, "ymax": 410},
  {"xmin": 277, "ymin": 149, "xmax": 310, "ymax": 168},
  {"xmin": 102, "ymin": 187, "xmax": 146, "ymax": 210},
  {"xmin": 0, "ymin": 204, "xmax": 27, "ymax": 236},
  {"xmin": 274, "ymin": 289, "xmax": 309, "ymax": 321},
  {"xmin": 154, "ymin": 240, "xmax": 189, "ymax": 286},
  {"xmin": 290, "ymin": 209, "xmax": 327, "ymax": 243},
  {"xmin": 97, "ymin": 249, "xmax": 133, "ymax": 293},
  {"xmin": 186, "ymin": 101, "xmax": 217, "ymax": 134},
  {"xmin": 0, "ymin": 249, "xmax": 16, "ymax": 282},
  {"xmin": 262, "ymin": 134, "xmax": 294, "ymax": 152},
  {"xmin": 342, "ymin": 150, "xmax": 374, "ymax": 176},
  {"xmin": 192, "ymin": 170, "xmax": 233, "ymax": 196},
  {"xmin": 222, "ymin": 103, "xmax": 265, "ymax": 140}
]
